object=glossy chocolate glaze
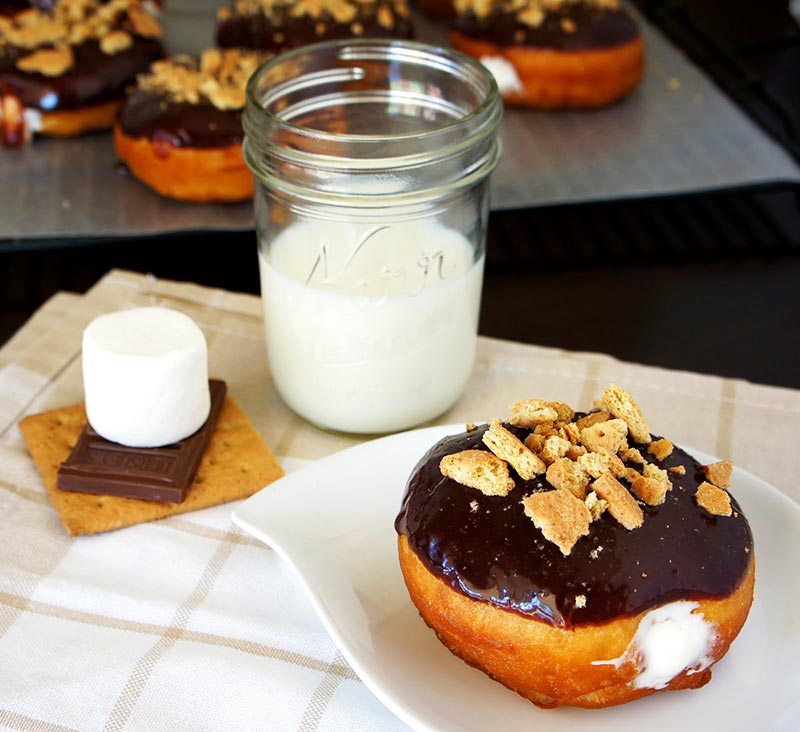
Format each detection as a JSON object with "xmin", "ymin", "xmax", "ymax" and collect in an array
[
  {"xmin": 0, "ymin": 37, "xmax": 163, "ymax": 110},
  {"xmin": 216, "ymin": 4, "xmax": 413, "ymax": 51},
  {"xmin": 117, "ymin": 88, "xmax": 244, "ymax": 148},
  {"xmin": 395, "ymin": 423, "xmax": 753, "ymax": 628},
  {"xmin": 455, "ymin": 4, "xmax": 640, "ymax": 50}
]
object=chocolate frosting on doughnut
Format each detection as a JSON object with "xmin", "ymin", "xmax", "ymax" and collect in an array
[
  {"xmin": 216, "ymin": 0, "xmax": 413, "ymax": 51},
  {"xmin": 395, "ymin": 423, "xmax": 753, "ymax": 628},
  {"xmin": 0, "ymin": 37, "xmax": 163, "ymax": 109},
  {"xmin": 454, "ymin": 1, "xmax": 640, "ymax": 50},
  {"xmin": 117, "ymin": 88, "xmax": 244, "ymax": 148}
]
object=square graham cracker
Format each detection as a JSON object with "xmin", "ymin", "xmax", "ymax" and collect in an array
[{"xmin": 19, "ymin": 397, "xmax": 284, "ymax": 536}]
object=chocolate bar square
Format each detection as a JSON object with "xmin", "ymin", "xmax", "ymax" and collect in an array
[{"xmin": 57, "ymin": 379, "xmax": 227, "ymax": 503}]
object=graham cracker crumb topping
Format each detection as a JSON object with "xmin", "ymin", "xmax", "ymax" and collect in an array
[
  {"xmin": 508, "ymin": 399, "xmax": 559, "ymax": 427},
  {"xmin": 630, "ymin": 475, "xmax": 668, "ymax": 506},
  {"xmin": 440, "ymin": 449, "xmax": 515, "ymax": 497},
  {"xmin": 15, "ymin": 46, "xmax": 73, "ymax": 76},
  {"xmin": 695, "ymin": 480, "xmax": 732, "ymax": 517},
  {"xmin": 220, "ymin": 0, "xmax": 408, "ymax": 27},
  {"xmin": 701, "ymin": 460, "xmax": 733, "ymax": 489},
  {"xmin": 136, "ymin": 49, "xmax": 269, "ymax": 110},
  {"xmin": 647, "ymin": 438, "xmax": 673, "ymax": 461},
  {"xmin": 521, "ymin": 488, "xmax": 591, "ymax": 556},
  {"xmin": 483, "ymin": 419, "xmax": 546, "ymax": 479},
  {"xmin": 454, "ymin": 0, "xmax": 622, "ymax": 26},
  {"xmin": 584, "ymin": 490, "xmax": 608, "ymax": 521},
  {"xmin": 438, "ymin": 383, "xmax": 737, "ymax": 554},
  {"xmin": 603, "ymin": 383, "xmax": 651, "ymax": 445},
  {"xmin": 546, "ymin": 457, "xmax": 590, "ymax": 499},
  {"xmin": 592, "ymin": 473, "xmax": 644, "ymax": 530}
]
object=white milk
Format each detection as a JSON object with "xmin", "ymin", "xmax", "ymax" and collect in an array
[{"xmin": 259, "ymin": 220, "xmax": 484, "ymax": 433}]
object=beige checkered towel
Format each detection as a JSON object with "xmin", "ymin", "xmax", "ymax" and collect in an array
[{"xmin": 1, "ymin": 270, "xmax": 797, "ymax": 731}]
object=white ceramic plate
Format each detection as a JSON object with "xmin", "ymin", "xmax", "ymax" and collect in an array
[{"xmin": 232, "ymin": 425, "xmax": 800, "ymax": 732}]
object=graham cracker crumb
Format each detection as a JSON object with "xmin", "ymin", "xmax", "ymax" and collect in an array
[
  {"xmin": 584, "ymin": 490, "xmax": 608, "ymax": 521},
  {"xmin": 469, "ymin": 500, "xmax": 479, "ymax": 513},
  {"xmin": 15, "ymin": 47, "xmax": 74, "ymax": 76},
  {"xmin": 624, "ymin": 466, "xmax": 641, "ymax": 483},
  {"xmin": 508, "ymin": 399, "xmax": 558, "ymax": 427},
  {"xmin": 100, "ymin": 29, "xmax": 133, "ymax": 55},
  {"xmin": 377, "ymin": 4, "xmax": 394, "ymax": 28},
  {"xmin": 483, "ymin": 420, "xmax": 545, "ymax": 479},
  {"xmin": 591, "ymin": 473, "xmax": 644, "ymax": 530},
  {"xmin": 620, "ymin": 447, "xmax": 645, "ymax": 464},
  {"xmin": 602, "ymin": 384, "xmax": 651, "ymax": 445},
  {"xmin": 574, "ymin": 594, "xmax": 586, "ymax": 608},
  {"xmin": 668, "ymin": 465, "xmax": 686, "ymax": 476},
  {"xmin": 565, "ymin": 443, "xmax": 587, "ymax": 461},
  {"xmin": 695, "ymin": 480, "xmax": 732, "ymax": 517},
  {"xmin": 559, "ymin": 422, "xmax": 581, "ymax": 445},
  {"xmin": 647, "ymin": 438, "xmax": 673, "ymax": 461},
  {"xmin": 517, "ymin": 5, "xmax": 544, "ymax": 27},
  {"xmin": 546, "ymin": 457, "xmax": 590, "ymax": 500},
  {"xmin": 539, "ymin": 434, "xmax": 571, "ymax": 465},
  {"xmin": 642, "ymin": 462, "xmax": 672, "ymax": 490},
  {"xmin": 128, "ymin": 5, "xmax": 163, "ymax": 38},
  {"xmin": 548, "ymin": 401, "xmax": 575, "ymax": 423},
  {"xmin": 577, "ymin": 449, "xmax": 626, "ymax": 479},
  {"xmin": 440, "ymin": 449, "xmax": 515, "ymax": 497},
  {"xmin": 521, "ymin": 489, "xmax": 591, "ymax": 556},
  {"xmin": 575, "ymin": 411, "xmax": 611, "ymax": 431},
  {"xmin": 524, "ymin": 432, "xmax": 545, "ymax": 453},
  {"xmin": 630, "ymin": 475, "xmax": 668, "ymax": 506},
  {"xmin": 534, "ymin": 423, "xmax": 558, "ymax": 437},
  {"xmin": 700, "ymin": 460, "xmax": 733, "ymax": 489},
  {"xmin": 580, "ymin": 418, "xmax": 628, "ymax": 454}
]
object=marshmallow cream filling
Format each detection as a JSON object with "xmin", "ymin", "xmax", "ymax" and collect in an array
[
  {"xmin": 593, "ymin": 601, "xmax": 716, "ymax": 689},
  {"xmin": 82, "ymin": 307, "xmax": 211, "ymax": 448},
  {"xmin": 479, "ymin": 56, "xmax": 523, "ymax": 95}
]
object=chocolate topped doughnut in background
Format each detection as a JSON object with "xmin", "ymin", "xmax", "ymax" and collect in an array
[
  {"xmin": 0, "ymin": 0, "xmax": 164, "ymax": 146},
  {"xmin": 450, "ymin": 0, "xmax": 644, "ymax": 109},
  {"xmin": 114, "ymin": 48, "xmax": 269, "ymax": 202},
  {"xmin": 215, "ymin": 0, "xmax": 413, "ymax": 52}
]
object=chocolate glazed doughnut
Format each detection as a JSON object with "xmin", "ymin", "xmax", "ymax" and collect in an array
[
  {"xmin": 114, "ymin": 49, "xmax": 269, "ymax": 203},
  {"xmin": 0, "ymin": 0, "xmax": 164, "ymax": 146},
  {"xmin": 215, "ymin": 0, "xmax": 413, "ymax": 52},
  {"xmin": 395, "ymin": 385, "xmax": 754, "ymax": 708},
  {"xmin": 450, "ymin": 0, "xmax": 644, "ymax": 108}
]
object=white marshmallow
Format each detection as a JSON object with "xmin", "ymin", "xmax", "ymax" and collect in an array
[
  {"xmin": 82, "ymin": 307, "xmax": 211, "ymax": 448},
  {"xmin": 592, "ymin": 601, "xmax": 717, "ymax": 690},
  {"xmin": 479, "ymin": 56, "xmax": 523, "ymax": 96}
]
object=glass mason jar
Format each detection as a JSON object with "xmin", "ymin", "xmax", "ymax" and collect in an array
[{"xmin": 244, "ymin": 39, "xmax": 502, "ymax": 434}]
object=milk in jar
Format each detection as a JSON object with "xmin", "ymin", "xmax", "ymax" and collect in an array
[{"xmin": 259, "ymin": 219, "xmax": 484, "ymax": 433}]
